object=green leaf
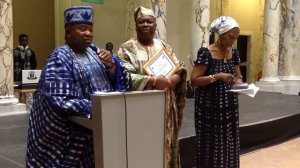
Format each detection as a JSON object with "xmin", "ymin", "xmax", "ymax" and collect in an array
[{"xmin": 81, "ymin": 0, "xmax": 104, "ymax": 4}]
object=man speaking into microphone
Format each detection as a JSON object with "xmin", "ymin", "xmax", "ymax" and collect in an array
[{"xmin": 25, "ymin": 6, "xmax": 131, "ymax": 167}]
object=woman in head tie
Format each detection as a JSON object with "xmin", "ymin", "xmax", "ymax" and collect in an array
[
  {"xmin": 191, "ymin": 16, "xmax": 243, "ymax": 168},
  {"xmin": 117, "ymin": 6, "xmax": 187, "ymax": 168}
]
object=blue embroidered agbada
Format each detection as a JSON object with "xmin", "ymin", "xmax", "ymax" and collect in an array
[{"xmin": 26, "ymin": 45, "xmax": 131, "ymax": 167}]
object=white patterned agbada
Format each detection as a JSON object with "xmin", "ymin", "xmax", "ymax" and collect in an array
[{"xmin": 117, "ymin": 38, "xmax": 187, "ymax": 168}]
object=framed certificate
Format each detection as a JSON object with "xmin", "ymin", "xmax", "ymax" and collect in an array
[{"xmin": 143, "ymin": 48, "xmax": 179, "ymax": 78}]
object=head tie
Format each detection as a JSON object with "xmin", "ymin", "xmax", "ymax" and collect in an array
[
  {"xmin": 134, "ymin": 6, "xmax": 155, "ymax": 22},
  {"xmin": 210, "ymin": 16, "xmax": 239, "ymax": 35}
]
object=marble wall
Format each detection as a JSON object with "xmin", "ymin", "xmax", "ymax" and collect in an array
[
  {"xmin": 151, "ymin": 0, "xmax": 167, "ymax": 41},
  {"xmin": 279, "ymin": 0, "xmax": 300, "ymax": 79},
  {"xmin": 0, "ymin": 0, "xmax": 13, "ymax": 97},
  {"xmin": 190, "ymin": 0, "xmax": 210, "ymax": 61},
  {"xmin": 257, "ymin": 0, "xmax": 300, "ymax": 95},
  {"xmin": 125, "ymin": 0, "xmax": 138, "ymax": 39},
  {"xmin": 260, "ymin": 0, "xmax": 280, "ymax": 81}
]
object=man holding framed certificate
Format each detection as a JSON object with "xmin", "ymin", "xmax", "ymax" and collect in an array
[{"xmin": 117, "ymin": 6, "xmax": 187, "ymax": 168}]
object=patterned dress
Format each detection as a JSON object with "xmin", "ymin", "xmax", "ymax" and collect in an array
[
  {"xmin": 194, "ymin": 47, "xmax": 240, "ymax": 168},
  {"xmin": 117, "ymin": 38, "xmax": 187, "ymax": 168},
  {"xmin": 26, "ymin": 45, "xmax": 131, "ymax": 168}
]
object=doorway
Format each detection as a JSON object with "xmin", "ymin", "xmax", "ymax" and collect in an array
[{"xmin": 237, "ymin": 35, "xmax": 249, "ymax": 82}]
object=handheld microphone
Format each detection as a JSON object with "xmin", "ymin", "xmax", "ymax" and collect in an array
[
  {"xmin": 89, "ymin": 44, "xmax": 101, "ymax": 54},
  {"xmin": 90, "ymin": 44, "xmax": 114, "ymax": 66}
]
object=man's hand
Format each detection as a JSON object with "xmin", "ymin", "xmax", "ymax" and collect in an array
[{"xmin": 98, "ymin": 49, "xmax": 116, "ymax": 73}]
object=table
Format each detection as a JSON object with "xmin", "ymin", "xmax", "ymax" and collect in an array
[{"xmin": 14, "ymin": 88, "xmax": 36, "ymax": 103}]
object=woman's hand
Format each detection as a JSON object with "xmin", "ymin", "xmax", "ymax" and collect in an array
[
  {"xmin": 168, "ymin": 74, "xmax": 181, "ymax": 89},
  {"xmin": 234, "ymin": 77, "xmax": 243, "ymax": 84},
  {"xmin": 154, "ymin": 75, "xmax": 171, "ymax": 90},
  {"xmin": 215, "ymin": 72, "xmax": 235, "ymax": 85}
]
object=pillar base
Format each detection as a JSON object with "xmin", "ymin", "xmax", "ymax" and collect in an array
[
  {"xmin": 0, "ymin": 103, "xmax": 27, "ymax": 116},
  {"xmin": 255, "ymin": 81, "xmax": 284, "ymax": 93},
  {"xmin": 0, "ymin": 96, "xmax": 19, "ymax": 105},
  {"xmin": 256, "ymin": 80, "xmax": 300, "ymax": 95},
  {"xmin": 0, "ymin": 97, "xmax": 27, "ymax": 116},
  {"xmin": 259, "ymin": 77, "xmax": 280, "ymax": 82}
]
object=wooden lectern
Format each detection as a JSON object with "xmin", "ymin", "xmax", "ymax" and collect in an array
[{"xmin": 70, "ymin": 90, "xmax": 166, "ymax": 168}]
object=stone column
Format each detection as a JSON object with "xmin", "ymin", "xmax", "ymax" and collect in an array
[
  {"xmin": 0, "ymin": 0, "xmax": 26, "ymax": 115},
  {"xmin": 260, "ymin": 0, "xmax": 280, "ymax": 82},
  {"xmin": 0, "ymin": 0, "xmax": 17, "ymax": 103},
  {"xmin": 256, "ymin": 0, "xmax": 284, "ymax": 93},
  {"xmin": 151, "ymin": 0, "xmax": 166, "ymax": 41},
  {"xmin": 278, "ymin": 0, "xmax": 300, "ymax": 94},
  {"xmin": 280, "ymin": 0, "xmax": 300, "ymax": 79},
  {"xmin": 125, "ymin": 0, "xmax": 136, "ymax": 39},
  {"xmin": 190, "ymin": 0, "xmax": 210, "ymax": 62}
]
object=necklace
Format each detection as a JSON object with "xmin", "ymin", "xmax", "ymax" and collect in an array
[
  {"xmin": 220, "ymin": 47, "xmax": 231, "ymax": 63},
  {"xmin": 223, "ymin": 48, "xmax": 232, "ymax": 63},
  {"xmin": 224, "ymin": 54, "xmax": 229, "ymax": 63},
  {"xmin": 214, "ymin": 42, "xmax": 232, "ymax": 63}
]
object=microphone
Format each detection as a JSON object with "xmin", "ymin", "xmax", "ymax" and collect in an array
[
  {"xmin": 90, "ymin": 44, "xmax": 114, "ymax": 66},
  {"xmin": 89, "ymin": 44, "xmax": 101, "ymax": 54}
]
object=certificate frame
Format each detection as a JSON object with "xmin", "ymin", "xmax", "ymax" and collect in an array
[{"xmin": 143, "ymin": 48, "xmax": 179, "ymax": 78}]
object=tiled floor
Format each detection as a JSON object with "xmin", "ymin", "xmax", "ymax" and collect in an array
[
  {"xmin": 0, "ymin": 114, "xmax": 28, "ymax": 168},
  {"xmin": 240, "ymin": 136, "xmax": 300, "ymax": 168}
]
